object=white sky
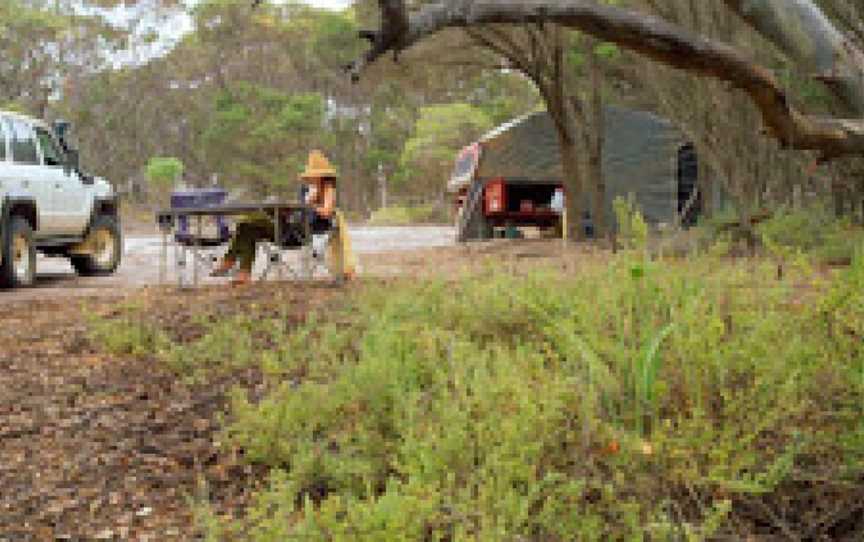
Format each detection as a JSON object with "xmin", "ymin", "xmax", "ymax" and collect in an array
[{"xmin": 81, "ymin": 0, "xmax": 353, "ymax": 67}]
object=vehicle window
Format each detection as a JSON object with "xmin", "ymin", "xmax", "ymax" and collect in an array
[
  {"xmin": 0, "ymin": 118, "xmax": 7, "ymax": 162},
  {"xmin": 35, "ymin": 128, "xmax": 64, "ymax": 167},
  {"xmin": 10, "ymin": 119, "xmax": 39, "ymax": 165}
]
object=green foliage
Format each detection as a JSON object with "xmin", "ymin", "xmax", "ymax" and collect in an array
[
  {"xmin": 307, "ymin": 8, "xmax": 363, "ymax": 68},
  {"xmin": 190, "ymin": 477, "xmax": 226, "ymax": 542},
  {"xmin": 634, "ymin": 322, "xmax": 675, "ymax": 436},
  {"xmin": 366, "ymin": 204, "xmax": 447, "ymax": 225},
  {"xmin": 182, "ymin": 257, "xmax": 864, "ymax": 539},
  {"xmin": 757, "ymin": 204, "xmax": 864, "ymax": 264},
  {"xmin": 0, "ymin": 0, "xmax": 124, "ymax": 109},
  {"xmin": 88, "ymin": 307, "xmax": 285, "ymax": 383},
  {"xmin": 161, "ymin": 316, "xmax": 263, "ymax": 382},
  {"xmin": 465, "ymin": 71, "xmax": 542, "ymax": 126},
  {"xmin": 277, "ymin": 93, "xmax": 325, "ymax": 134},
  {"xmin": 399, "ymin": 103, "xmax": 492, "ymax": 191},
  {"xmin": 613, "ymin": 195, "xmax": 648, "ymax": 250},
  {"xmin": 145, "ymin": 157, "xmax": 184, "ymax": 188},
  {"xmin": 819, "ymin": 250, "xmax": 864, "ymax": 369},
  {"xmin": 203, "ymin": 84, "xmax": 327, "ymax": 196},
  {"xmin": 88, "ymin": 311, "xmax": 169, "ymax": 357},
  {"xmin": 774, "ymin": 63, "xmax": 835, "ymax": 110},
  {"xmin": 86, "ymin": 252, "xmax": 864, "ymax": 537},
  {"xmin": 0, "ymin": 101, "xmax": 29, "ymax": 114},
  {"xmin": 594, "ymin": 41, "xmax": 621, "ymax": 60}
]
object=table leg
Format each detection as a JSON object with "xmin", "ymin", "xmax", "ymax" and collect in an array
[
  {"xmin": 193, "ymin": 215, "xmax": 201, "ymax": 287},
  {"xmin": 274, "ymin": 207, "xmax": 282, "ymax": 282},
  {"xmin": 260, "ymin": 243, "xmax": 270, "ymax": 281},
  {"xmin": 175, "ymin": 235, "xmax": 183, "ymax": 289},
  {"xmin": 159, "ymin": 230, "xmax": 166, "ymax": 285}
]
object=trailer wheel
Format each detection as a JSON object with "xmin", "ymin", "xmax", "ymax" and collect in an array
[
  {"xmin": 475, "ymin": 217, "xmax": 493, "ymax": 240},
  {"xmin": 457, "ymin": 195, "xmax": 492, "ymax": 241},
  {"xmin": 0, "ymin": 217, "xmax": 37, "ymax": 289}
]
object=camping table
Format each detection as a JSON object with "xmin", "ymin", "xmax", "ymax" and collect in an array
[{"xmin": 155, "ymin": 202, "xmax": 313, "ymax": 288}]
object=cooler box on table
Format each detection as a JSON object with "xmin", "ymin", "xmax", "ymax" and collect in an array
[{"xmin": 170, "ymin": 188, "xmax": 230, "ymax": 245}]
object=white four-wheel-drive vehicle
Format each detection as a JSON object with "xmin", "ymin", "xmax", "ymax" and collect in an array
[{"xmin": 0, "ymin": 110, "xmax": 121, "ymax": 289}]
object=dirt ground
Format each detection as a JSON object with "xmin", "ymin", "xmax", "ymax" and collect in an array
[
  {"xmin": 0, "ymin": 237, "xmax": 608, "ymax": 540},
  {"xmin": 0, "ymin": 225, "xmax": 457, "ymax": 304},
  {"xmin": 0, "ymin": 281, "xmax": 352, "ymax": 540}
]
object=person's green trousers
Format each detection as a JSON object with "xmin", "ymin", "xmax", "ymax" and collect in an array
[{"xmin": 224, "ymin": 217, "xmax": 274, "ymax": 272}]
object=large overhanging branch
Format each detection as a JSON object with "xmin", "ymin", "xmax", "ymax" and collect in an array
[
  {"xmin": 722, "ymin": 0, "xmax": 864, "ymax": 117},
  {"xmin": 346, "ymin": 0, "xmax": 864, "ymax": 161}
]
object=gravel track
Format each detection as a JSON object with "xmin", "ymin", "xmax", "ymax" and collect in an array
[{"xmin": 0, "ymin": 226, "xmax": 455, "ymax": 303}]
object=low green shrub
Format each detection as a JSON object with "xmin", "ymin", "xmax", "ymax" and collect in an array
[
  {"xmin": 88, "ymin": 306, "xmax": 287, "ymax": 382},
  {"xmin": 161, "ymin": 315, "xmax": 263, "ymax": 380},
  {"xmin": 757, "ymin": 204, "xmax": 864, "ymax": 264},
  {"xmin": 612, "ymin": 195, "xmax": 648, "ymax": 251},
  {"xmin": 88, "ymin": 309, "xmax": 170, "ymax": 357},
  {"xmin": 367, "ymin": 204, "xmax": 447, "ymax": 225},
  {"xmin": 202, "ymin": 254, "xmax": 863, "ymax": 539}
]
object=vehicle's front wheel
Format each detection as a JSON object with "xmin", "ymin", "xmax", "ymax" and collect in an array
[
  {"xmin": 70, "ymin": 215, "xmax": 122, "ymax": 276},
  {"xmin": 0, "ymin": 217, "xmax": 37, "ymax": 289}
]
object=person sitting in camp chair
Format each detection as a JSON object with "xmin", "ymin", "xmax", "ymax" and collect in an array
[{"xmin": 212, "ymin": 150, "xmax": 353, "ymax": 285}]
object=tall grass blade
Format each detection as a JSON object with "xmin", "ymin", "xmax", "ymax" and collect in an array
[{"xmin": 637, "ymin": 322, "xmax": 675, "ymax": 436}]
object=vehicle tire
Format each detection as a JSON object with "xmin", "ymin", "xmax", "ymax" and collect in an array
[
  {"xmin": 70, "ymin": 215, "xmax": 122, "ymax": 276},
  {"xmin": 0, "ymin": 217, "xmax": 37, "ymax": 289}
]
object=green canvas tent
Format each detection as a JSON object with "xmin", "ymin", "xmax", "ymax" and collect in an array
[{"xmin": 451, "ymin": 106, "xmax": 704, "ymax": 230}]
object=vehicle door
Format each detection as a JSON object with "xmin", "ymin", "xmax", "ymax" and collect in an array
[
  {"xmin": 34, "ymin": 126, "xmax": 90, "ymax": 234},
  {"xmin": 4, "ymin": 118, "xmax": 55, "ymax": 234}
]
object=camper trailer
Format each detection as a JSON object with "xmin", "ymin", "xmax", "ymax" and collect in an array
[{"xmin": 449, "ymin": 108, "xmax": 701, "ymax": 241}]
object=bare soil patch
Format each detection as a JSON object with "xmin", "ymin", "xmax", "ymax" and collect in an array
[
  {"xmin": 0, "ymin": 282, "xmax": 346, "ymax": 540},
  {"xmin": 358, "ymin": 238, "xmax": 610, "ymax": 278}
]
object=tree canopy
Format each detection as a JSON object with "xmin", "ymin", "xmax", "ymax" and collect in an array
[{"xmin": 4, "ymin": 0, "xmax": 862, "ymax": 220}]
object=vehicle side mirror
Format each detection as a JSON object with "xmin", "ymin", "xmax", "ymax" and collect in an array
[{"xmin": 53, "ymin": 119, "xmax": 70, "ymax": 143}]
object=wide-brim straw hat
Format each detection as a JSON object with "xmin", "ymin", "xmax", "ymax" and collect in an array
[{"xmin": 300, "ymin": 150, "xmax": 338, "ymax": 179}]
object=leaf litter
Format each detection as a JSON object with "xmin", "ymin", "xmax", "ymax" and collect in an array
[{"xmin": 0, "ymin": 281, "xmax": 345, "ymax": 540}]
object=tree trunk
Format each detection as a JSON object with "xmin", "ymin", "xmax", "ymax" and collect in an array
[
  {"xmin": 586, "ymin": 35, "xmax": 606, "ymax": 239},
  {"xmin": 698, "ymin": 156, "xmax": 712, "ymax": 219},
  {"xmin": 832, "ymin": 171, "xmax": 845, "ymax": 218},
  {"xmin": 588, "ymin": 152, "xmax": 604, "ymax": 239},
  {"xmin": 856, "ymin": 177, "xmax": 864, "ymax": 225},
  {"xmin": 560, "ymin": 137, "xmax": 585, "ymax": 241}
]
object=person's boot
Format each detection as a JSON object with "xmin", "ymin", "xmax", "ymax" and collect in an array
[
  {"xmin": 230, "ymin": 269, "xmax": 252, "ymax": 286},
  {"xmin": 211, "ymin": 256, "xmax": 236, "ymax": 277}
]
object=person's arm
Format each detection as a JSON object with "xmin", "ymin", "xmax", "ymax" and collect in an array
[{"xmin": 317, "ymin": 182, "xmax": 336, "ymax": 218}]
